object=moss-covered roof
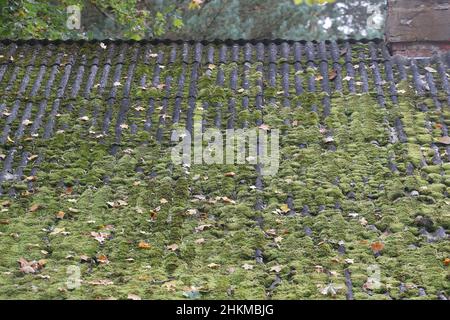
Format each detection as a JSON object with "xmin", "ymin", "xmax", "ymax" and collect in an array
[{"xmin": 0, "ymin": 39, "xmax": 449, "ymax": 300}]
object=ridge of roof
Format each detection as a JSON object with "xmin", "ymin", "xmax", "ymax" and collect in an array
[{"xmin": 0, "ymin": 38, "xmax": 384, "ymax": 46}]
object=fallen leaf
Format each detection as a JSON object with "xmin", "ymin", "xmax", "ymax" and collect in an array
[
  {"xmin": 96, "ymin": 254, "xmax": 109, "ymax": 264},
  {"xmin": 138, "ymin": 241, "xmax": 151, "ymax": 249},
  {"xmin": 65, "ymin": 186, "xmax": 73, "ymax": 195},
  {"xmin": 328, "ymin": 69, "xmax": 337, "ymax": 81},
  {"xmin": 208, "ymin": 263, "xmax": 220, "ymax": 269},
  {"xmin": 166, "ymin": 244, "xmax": 179, "ymax": 251},
  {"xmin": 29, "ymin": 204, "xmax": 41, "ymax": 212},
  {"xmin": 344, "ymin": 259, "xmax": 354, "ymax": 264},
  {"xmin": 195, "ymin": 238, "xmax": 205, "ymax": 245},
  {"xmin": 50, "ymin": 227, "xmax": 66, "ymax": 235},
  {"xmin": 444, "ymin": 258, "xmax": 450, "ymax": 266},
  {"xmin": 25, "ymin": 176, "xmax": 37, "ymax": 182},
  {"xmin": 279, "ymin": 204, "xmax": 290, "ymax": 213},
  {"xmin": 437, "ymin": 136, "xmax": 450, "ymax": 145},
  {"xmin": 270, "ymin": 265, "xmax": 283, "ymax": 273},
  {"xmin": 314, "ymin": 265, "xmax": 324, "ymax": 273},
  {"xmin": 162, "ymin": 280, "xmax": 177, "ymax": 292},
  {"xmin": 80, "ymin": 255, "xmax": 90, "ymax": 262},
  {"xmin": 242, "ymin": 263, "xmax": 254, "ymax": 270},
  {"xmin": 90, "ymin": 232, "xmax": 110, "ymax": 244},
  {"xmin": 424, "ymin": 66, "xmax": 437, "ymax": 73},
  {"xmin": 18, "ymin": 258, "xmax": 45, "ymax": 274},
  {"xmin": 258, "ymin": 124, "xmax": 271, "ymax": 131},
  {"xmin": 56, "ymin": 211, "xmax": 65, "ymax": 219},
  {"xmin": 127, "ymin": 293, "xmax": 141, "ymax": 300},
  {"xmin": 220, "ymin": 196, "xmax": 236, "ymax": 204},
  {"xmin": 274, "ymin": 236, "xmax": 283, "ymax": 244},
  {"xmin": 371, "ymin": 241, "xmax": 385, "ymax": 253},
  {"xmin": 27, "ymin": 154, "xmax": 38, "ymax": 162},
  {"xmin": 320, "ymin": 284, "xmax": 341, "ymax": 296},
  {"xmin": 185, "ymin": 209, "xmax": 198, "ymax": 216},
  {"xmin": 1, "ymin": 200, "xmax": 11, "ymax": 207},
  {"xmin": 195, "ymin": 224, "xmax": 212, "ymax": 232},
  {"xmin": 160, "ymin": 198, "xmax": 168, "ymax": 204},
  {"xmin": 224, "ymin": 172, "xmax": 236, "ymax": 177}
]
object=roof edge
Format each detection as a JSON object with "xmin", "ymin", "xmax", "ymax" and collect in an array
[{"xmin": 0, "ymin": 38, "xmax": 384, "ymax": 46}]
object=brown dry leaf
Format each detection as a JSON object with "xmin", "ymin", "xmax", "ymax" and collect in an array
[
  {"xmin": 127, "ymin": 293, "xmax": 141, "ymax": 300},
  {"xmin": 370, "ymin": 241, "xmax": 385, "ymax": 253},
  {"xmin": 220, "ymin": 196, "xmax": 236, "ymax": 204},
  {"xmin": 90, "ymin": 232, "xmax": 110, "ymax": 244},
  {"xmin": 315, "ymin": 74, "xmax": 324, "ymax": 81},
  {"xmin": 80, "ymin": 255, "xmax": 90, "ymax": 262},
  {"xmin": 166, "ymin": 244, "xmax": 179, "ymax": 251},
  {"xmin": 328, "ymin": 69, "xmax": 337, "ymax": 81},
  {"xmin": 65, "ymin": 186, "xmax": 73, "ymax": 195},
  {"xmin": 224, "ymin": 172, "xmax": 236, "ymax": 177},
  {"xmin": 195, "ymin": 238, "xmax": 205, "ymax": 245},
  {"xmin": 444, "ymin": 258, "xmax": 450, "ymax": 266},
  {"xmin": 160, "ymin": 198, "xmax": 168, "ymax": 204},
  {"xmin": 56, "ymin": 211, "xmax": 65, "ymax": 219},
  {"xmin": 18, "ymin": 258, "xmax": 45, "ymax": 274},
  {"xmin": 138, "ymin": 241, "xmax": 151, "ymax": 249},
  {"xmin": 25, "ymin": 176, "xmax": 37, "ymax": 182},
  {"xmin": 29, "ymin": 203, "xmax": 41, "ymax": 212},
  {"xmin": 437, "ymin": 136, "xmax": 450, "ymax": 145},
  {"xmin": 0, "ymin": 219, "xmax": 10, "ymax": 225},
  {"xmin": 96, "ymin": 254, "xmax": 109, "ymax": 264},
  {"xmin": 195, "ymin": 224, "xmax": 213, "ymax": 232}
]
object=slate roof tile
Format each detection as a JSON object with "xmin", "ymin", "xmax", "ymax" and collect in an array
[{"xmin": 0, "ymin": 39, "xmax": 449, "ymax": 299}]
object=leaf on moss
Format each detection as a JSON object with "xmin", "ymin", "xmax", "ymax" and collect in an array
[
  {"xmin": 436, "ymin": 136, "xmax": 450, "ymax": 145},
  {"xmin": 370, "ymin": 241, "xmax": 384, "ymax": 253},
  {"xmin": 166, "ymin": 244, "xmax": 179, "ymax": 251},
  {"xmin": 138, "ymin": 241, "xmax": 151, "ymax": 249}
]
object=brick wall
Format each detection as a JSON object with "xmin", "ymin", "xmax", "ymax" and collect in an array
[{"xmin": 386, "ymin": 0, "xmax": 450, "ymax": 57}]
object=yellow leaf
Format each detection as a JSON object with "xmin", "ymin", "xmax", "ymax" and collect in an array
[
  {"xmin": 279, "ymin": 204, "xmax": 290, "ymax": 213},
  {"xmin": 138, "ymin": 241, "xmax": 151, "ymax": 249}
]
